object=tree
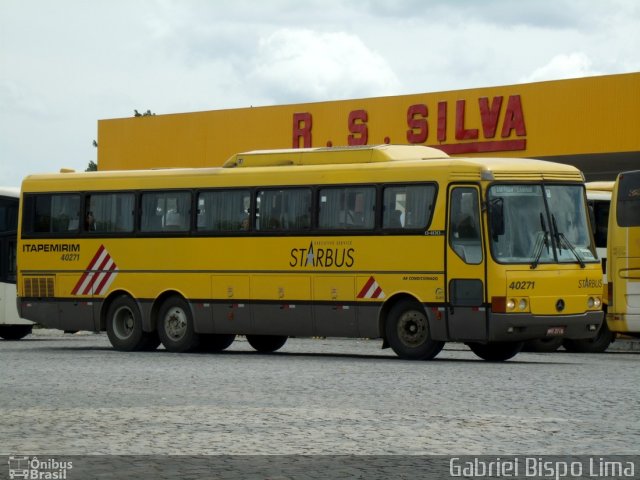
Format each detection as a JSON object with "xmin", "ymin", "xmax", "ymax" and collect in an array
[
  {"xmin": 134, "ymin": 109, "xmax": 155, "ymax": 117},
  {"xmin": 86, "ymin": 139, "xmax": 98, "ymax": 171}
]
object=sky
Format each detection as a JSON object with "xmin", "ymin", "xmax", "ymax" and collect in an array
[{"xmin": 1, "ymin": 0, "xmax": 639, "ymax": 187}]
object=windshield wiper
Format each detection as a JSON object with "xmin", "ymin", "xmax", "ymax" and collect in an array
[
  {"xmin": 530, "ymin": 212, "xmax": 550, "ymax": 269},
  {"xmin": 551, "ymin": 214, "xmax": 585, "ymax": 268}
]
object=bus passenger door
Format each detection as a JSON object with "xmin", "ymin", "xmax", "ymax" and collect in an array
[{"xmin": 446, "ymin": 185, "xmax": 487, "ymax": 341}]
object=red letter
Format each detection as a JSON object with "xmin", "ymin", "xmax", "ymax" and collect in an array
[
  {"xmin": 501, "ymin": 95, "xmax": 526, "ymax": 137},
  {"xmin": 455, "ymin": 100, "xmax": 479, "ymax": 140},
  {"xmin": 437, "ymin": 101, "xmax": 447, "ymax": 142},
  {"xmin": 479, "ymin": 96, "xmax": 503, "ymax": 138},
  {"xmin": 293, "ymin": 112, "xmax": 312, "ymax": 148},
  {"xmin": 348, "ymin": 110, "xmax": 368, "ymax": 146},
  {"xmin": 406, "ymin": 104, "xmax": 428, "ymax": 144}
]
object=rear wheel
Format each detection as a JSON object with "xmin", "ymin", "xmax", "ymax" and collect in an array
[
  {"xmin": 385, "ymin": 300, "xmax": 444, "ymax": 360},
  {"xmin": 467, "ymin": 341, "xmax": 523, "ymax": 361},
  {"xmin": 199, "ymin": 333, "xmax": 236, "ymax": 352},
  {"xmin": 106, "ymin": 295, "xmax": 157, "ymax": 351},
  {"xmin": 563, "ymin": 320, "xmax": 614, "ymax": 353},
  {"xmin": 157, "ymin": 296, "xmax": 200, "ymax": 353},
  {"xmin": 0, "ymin": 325, "xmax": 33, "ymax": 340},
  {"xmin": 246, "ymin": 334, "xmax": 288, "ymax": 353}
]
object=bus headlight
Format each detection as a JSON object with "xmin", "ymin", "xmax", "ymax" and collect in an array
[
  {"xmin": 588, "ymin": 297, "xmax": 602, "ymax": 309},
  {"xmin": 507, "ymin": 299, "xmax": 516, "ymax": 310},
  {"xmin": 518, "ymin": 299, "xmax": 528, "ymax": 311}
]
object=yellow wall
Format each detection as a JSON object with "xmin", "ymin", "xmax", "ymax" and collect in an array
[{"xmin": 98, "ymin": 72, "xmax": 640, "ymax": 170}]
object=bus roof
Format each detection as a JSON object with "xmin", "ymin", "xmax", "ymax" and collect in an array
[
  {"xmin": 0, "ymin": 187, "xmax": 19, "ymax": 198},
  {"xmin": 21, "ymin": 146, "xmax": 585, "ymax": 191},
  {"xmin": 586, "ymin": 181, "xmax": 614, "ymax": 192},
  {"xmin": 223, "ymin": 144, "xmax": 449, "ymax": 167}
]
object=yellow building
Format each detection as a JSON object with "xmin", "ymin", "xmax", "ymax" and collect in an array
[{"xmin": 98, "ymin": 72, "xmax": 640, "ymax": 180}]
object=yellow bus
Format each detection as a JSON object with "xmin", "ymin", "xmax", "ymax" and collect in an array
[
  {"xmin": 607, "ymin": 170, "xmax": 640, "ymax": 338},
  {"xmin": 16, "ymin": 145, "xmax": 604, "ymax": 361}
]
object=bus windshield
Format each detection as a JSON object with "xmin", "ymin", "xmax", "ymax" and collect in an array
[
  {"xmin": 488, "ymin": 184, "xmax": 597, "ymax": 265},
  {"xmin": 616, "ymin": 171, "xmax": 640, "ymax": 227}
]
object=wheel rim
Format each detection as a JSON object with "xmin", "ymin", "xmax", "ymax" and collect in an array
[
  {"xmin": 163, "ymin": 307, "xmax": 188, "ymax": 341},
  {"xmin": 113, "ymin": 306, "xmax": 135, "ymax": 340},
  {"xmin": 396, "ymin": 309, "xmax": 428, "ymax": 348}
]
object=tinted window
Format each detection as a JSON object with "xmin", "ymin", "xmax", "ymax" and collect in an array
[
  {"xmin": 0, "ymin": 197, "xmax": 18, "ymax": 232},
  {"xmin": 617, "ymin": 171, "xmax": 640, "ymax": 227},
  {"xmin": 256, "ymin": 188, "xmax": 311, "ymax": 231},
  {"xmin": 22, "ymin": 194, "xmax": 81, "ymax": 234},
  {"xmin": 382, "ymin": 184, "xmax": 436, "ymax": 229},
  {"xmin": 449, "ymin": 187, "xmax": 482, "ymax": 264},
  {"xmin": 589, "ymin": 200, "xmax": 609, "ymax": 248},
  {"xmin": 318, "ymin": 186, "xmax": 376, "ymax": 230},
  {"xmin": 197, "ymin": 189, "xmax": 251, "ymax": 232},
  {"xmin": 86, "ymin": 193, "xmax": 135, "ymax": 233},
  {"xmin": 141, "ymin": 191, "xmax": 191, "ymax": 232}
]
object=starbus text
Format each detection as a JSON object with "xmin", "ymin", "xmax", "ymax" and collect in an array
[{"xmin": 289, "ymin": 246, "xmax": 355, "ymax": 268}]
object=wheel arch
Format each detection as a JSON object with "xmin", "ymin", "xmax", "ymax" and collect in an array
[{"xmin": 378, "ymin": 292, "xmax": 424, "ymax": 347}]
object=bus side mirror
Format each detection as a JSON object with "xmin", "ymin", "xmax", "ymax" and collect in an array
[
  {"xmin": 588, "ymin": 204, "xmax": 596, "ymax": 233},
  {"xmin": 489, "ymin": 198, "xmax": 505, "ymax": 237}
]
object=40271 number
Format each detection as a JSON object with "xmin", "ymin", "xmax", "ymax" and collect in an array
[
  {"xmin": 509, "ymin": 281, "xmax": 535, "ymax": 290},
  {"xmin": 60, "ymin": 253, "xmax": 80, "ymax": 261}
]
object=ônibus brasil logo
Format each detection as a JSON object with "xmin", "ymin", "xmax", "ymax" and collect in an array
[{"xmin": 71, "ymin": 245, "xmax": 119, "ymax": 296}]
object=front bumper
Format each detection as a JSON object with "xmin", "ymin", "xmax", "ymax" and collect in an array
[{"xmin": 488, "ymin": 311, "xmax": 604, "ymax": 342}]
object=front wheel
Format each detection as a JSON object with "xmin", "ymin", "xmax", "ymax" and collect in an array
[
  {"xmin": 0, "ymin": 325, "xmax": 33, "ymax": 340},
  {"xmin": 157, "ymin": 296, "xmax": 200, "ymax": 353},
  {"xmin": 246, "ymin": 334, "xmax": 287, "ymax": 353},
  {"xmin": 467, "ymin": 341, "xmax": 523, "ymax": 361},
  {"xmin": 385, "ymin": 300, "xmax": 444, "ymax": 360}
]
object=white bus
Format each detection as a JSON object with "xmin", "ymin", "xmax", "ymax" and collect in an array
[{"xmin": 1, "ymin": 187, "xmax": 33, "ymax": 340}]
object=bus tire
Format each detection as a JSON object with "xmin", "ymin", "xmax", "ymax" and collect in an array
[
  {"xmin": 246, "ymin": 334, "xmax": 287, "ymax": 353},
  {"xmin": 106, "ymin": 295, "xmax": 153, "ymax": 351},
  {"xmin": 562, "ymin": 320, "xmax": 614, "ymax": 353},
  {"xmin": 157, "ymin": 296, "xmax": 200, "ymax": 353},
  {"xmin": 0, "ymin": 325, "xmax": 33, "ymax": 340},
  {"xmin": 199, "ymin": 333, "xmax": 236, "ymax": 352},
  {"xmin": 384, "ymin": 300, "xmax": 444, "ymax": 360},
  {"xmin": 522, "ymin": 337, "xmax": 564, "ymax": 352},
  {"xmin": 467, "ymin": 341, "xmax": 523, "ymax": 361}
]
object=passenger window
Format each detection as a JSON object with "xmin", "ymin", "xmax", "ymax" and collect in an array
[
  {"xmin": 318, "ymin": 186, "xmax": 376, "ymax": 230},
  {"xmin": 22, "ymin": 194, "xmax": 80, "ymax": 234},
  {"xmin": 383, "ymin": 184, "xmax": 436, "ymax": 229},
  {"xmin": 86, "ymin": 193, "xmax": 135, "ymax": 233},
  {"xmin": 256, "ymin": 188, "xmax": 311, "ymax": 231},
  {"xmin": 0, "ymin": 198, "xmax": 17, "ymax": 232},
  {"xmin": 197, "ymin": 189, "xmax": 251, "ymax": 232},
  {"xmin": 449, "ymin": 188, "xmax": 482, "ymax": 264},
  {"xmin": 141, "ymin": 191, "xmax": 191, "ymax": 232}
]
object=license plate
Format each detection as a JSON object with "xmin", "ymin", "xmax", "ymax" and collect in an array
[{"xmin": 546, "ymin": 326, "xmax": 565, "ymax": 336}]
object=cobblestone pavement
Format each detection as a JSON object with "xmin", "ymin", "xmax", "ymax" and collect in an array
[{"xmin": 1, "ymin": 331, "xmax": 639, "ymax": 462}]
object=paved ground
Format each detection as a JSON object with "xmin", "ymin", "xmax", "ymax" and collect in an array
[{"xmin": 1, "ymin": 331, "xmax": 639, "ymax": 478}]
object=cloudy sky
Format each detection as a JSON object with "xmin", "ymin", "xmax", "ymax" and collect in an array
[{"xmin": 1, "ymin": 0, "xmax": 639, "ymax": 186}]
